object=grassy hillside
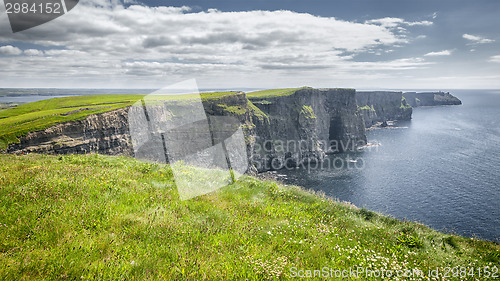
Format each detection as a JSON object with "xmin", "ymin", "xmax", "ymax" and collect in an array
[
  {"xmin": 247, "ymin": 88, "xmax": 307, "ymax": 99},
  {"xmin": 0, "ymin": 154, "xmax": 498, "ymax": 280},
  {"xmin": 0, "ymin": 92, "xmax": 238, "ymax": 150},
  {"xmin": 0, "ymin": 95, "xmax": 143, "ymax": 150}
]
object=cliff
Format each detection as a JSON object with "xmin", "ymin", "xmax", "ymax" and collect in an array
[
  {"xmin": 403, "ymin": 91, "xmax": 462, "ymax": 107},
  {"xmin": 249, "ymin": 88, "xmax": 367, "ymax": 171},
  {"xmin": 6, "ymin": 89, "xmax": 460, "ymax": 173},
  {"xmin": 356, "ymin": 91, "xmax": 412, "ymax": 128},
  {"xmin": 5, "ymin": 89, "xmax": 367, "ymax": 173},
  {"xmin": 6, "ymin": 107, "xmax": 133, "ymax": 155}
]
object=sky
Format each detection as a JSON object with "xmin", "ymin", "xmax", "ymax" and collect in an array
[{"xmin": 0, "ymin": 0, "xmax": 499, "ymax": 90}]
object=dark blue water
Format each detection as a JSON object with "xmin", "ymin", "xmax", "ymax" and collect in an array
[{"xmin": 277, "ymin": 90, "xmax": 500, "ymax": 242}]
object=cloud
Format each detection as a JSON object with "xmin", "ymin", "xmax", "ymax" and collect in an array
[
  {"xmin": 424, "ymin": 50, "xmax": 452, "ymax": 56},
  {"xmin": 463, "ymin": 34, "xmax": 494, "ymax": 44},
  {"xmin": 490, "ymin": 55, "xmax": 500, "ymax": 63},
  {"xmin": 0, "ymin": 1, "xmax": 435, "ymax": 87},
  {"xmin": 24, "ymin": 49, "xmax": 44, "ymax": 56},
  {"xmin": 365, "ymin": 17, "xmax": 432, "ymax": 28},
  {"xmin": 0, "ymin": 45, "xmax": 22, "ymax": 55},
  {"xmin": 406, "ymin": 20, "xmax": 433, "ymax": 26},
  {"xmin": 365, "ymin": 17, "xmax": 405, "ymax": 28}
]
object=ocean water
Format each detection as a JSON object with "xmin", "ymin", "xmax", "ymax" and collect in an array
[
  {"xmin": 4, "ymin": 89, "xmax": 499, "ymax": 241},
  {"xmin": 0, "ymin": 95, "xmax": 76, "ymax": 103},
  {"xmin": 276, "ymin": 90, "xmax": 500, "ymax": 242}
]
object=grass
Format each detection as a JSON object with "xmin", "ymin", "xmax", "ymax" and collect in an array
[
  {"xmin": 401, "ymin": 97, "xmax": 412, "ymax": 109},
  {"xmin": 0, "ymin": 92, "xmax": 239, "ymax": 150},
  {"xmin": 146, "ymin": 91, "xmax": 240, "ymax": 101},
  {"xmin": 0, "ymin": 95, "xmax": 143, "ymax": 150},
  {"xmin": 0, "ymin": 103, "xmax": 23, "ymax": 111},
  {"xmin": 248, "ymin": 101, "xmax": 269, "ymax": 123},
  {"xmin": 246, "ymin": 88, "xmax": 306, "ymax": 99},
  {"xmin": 216, "ymin": 104, "xmax": 247, "ymax": 115},
  {"xmin": 299, "ymin": 105, "xmax": 316, "ymax": 119},
  {"xmin": 1, "ymin": 153, "xmax": 499, "ymax": 280},
  {"xmin": 358, "ymin": 105, "xmax": 376, "ymax": 112}
]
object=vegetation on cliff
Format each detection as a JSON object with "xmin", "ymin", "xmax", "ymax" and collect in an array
[
  {"xmin": 247, "ymin": 87, "xmax": 308, "ymax": 98},
  {"xmin": 299, "ymin": 105, "xmax": 316, "ymax": 119},
  {"xmin": 0, "ymin": 92, "xmax": 238, "ymax": 150},
  {"xmin": 1, "ymin": 154, "xmax": 498, "ymax": 280},
  {"xmin": 0, "ymin": 95, "xmax": 141, "ymax": 150},
  {"xmin": 358, "ymin": 105, "xmax": 376, "ymax": 112}
]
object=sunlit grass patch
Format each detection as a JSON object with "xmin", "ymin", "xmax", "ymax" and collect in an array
[
  {"xmin": 0, "ymin": 92, "xmax": 240, "ymax": 150},
  {"xmin": 247, "ymin": 88, "xmax": 305, "ymax": 98},
  {"xmin": 0, "ymin": 153, "xmax": 499, "ymax": 280}
]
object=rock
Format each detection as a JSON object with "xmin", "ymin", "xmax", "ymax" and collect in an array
[
  {"xmin": 249, "ymin": 88, "xmax": 367, "ymax": 171},
  {"xmin": 403, "ymin": 91, "xmax": 462, "ymax": 107},
  {"xmin": 11, "ymin": 88, "xmax": 446, "ymax": 173},
  {"xmin": 356, "ymin": 91, "xmax": 412, "ymax": 128},
  {"xmin": 7, "ymin": 107, "xmax": 133, "ymax": 156}
]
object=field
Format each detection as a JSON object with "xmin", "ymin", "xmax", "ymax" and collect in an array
[
  {"xmin": 246, "ymin": 88, "xmax": 305, "ymax": 98},
  {"xmin": 0, "ymin": 153, "xmax": 498, "ymax": 280},
  {"xmin": 0, "ymin": 92, "xmax": 238, "ymax": 150}
]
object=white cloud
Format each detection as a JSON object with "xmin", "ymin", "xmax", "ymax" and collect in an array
[
  {"xmin": 0, "ymin": 1, "xmax": 436, "ymax": 87},
  {"xmin": 365, "ymin": 17, "xmax": 432, "ymax": 28},
  {"xmin": 406, "ymin": 20, "xmax": 433, "ymax": 26},
  {"xmin": 366, "ymin": 17, "xmax": 405, "ymax": 28},
  {"xmin": 463, "ymin": 34, "xmax": 494, "ymax": 44},
  {"xmin": 0, "ymin": 45, "xmax": 22, "ymax": 55},
  {"xmin": 490, "ymin": 55, "xmax": 500, "ymax": 63},
  {"xmin": 424, "ymin": 50, "xmax": 452, "ymax": 56},
  {"xmin": 24, "ymin": 49, "xmax": 44, "ymax": 56}
]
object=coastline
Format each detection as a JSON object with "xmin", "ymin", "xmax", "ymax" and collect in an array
[{"xmin": 1, "ymin": 153, "xmax": 498, "ymax": 280}]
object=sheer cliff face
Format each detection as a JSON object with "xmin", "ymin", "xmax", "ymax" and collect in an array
[
  {"xmin": 356, "ymin": 91, "xmax": 412, "ymax": 128},
  {"xmin": 7, "ymin": 107, "xmax": 133, "ymax": 155},
  {"xmin": 403, "ymin": 92, "xmax": 462, "ymax": 107},
  {"xmin": 249, "ymin": 88, "xmax": 367, "ymax": 171},
  {"xmin": 6, "ymin": 93, "xmax": 257, "ymax": 169},
  {"xmin": 7, "ymin": 90, "xmax": 367, "ymax": 173}
]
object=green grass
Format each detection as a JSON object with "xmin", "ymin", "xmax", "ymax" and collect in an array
[
  {"xmin": 0, "ymin": 95, "xmax": 143, "ymax": 150},
  {"xmin": 216, "ymin": 104, "xmax": 247, "ymax": 115},
  {"xmin": 0, "ymin": 92, "xmax": 239, "ymax": 150},
  {"xmin": 299, "ymin": 105, "xmax": 316, "ymax": 119},
  {"xmin": 146, "ymin": 91, "xmax": 240, "ymax": 101},
  {"xmin": 1, "ymin": 153, "xmax": 498, "ymax": 280},
  {"xmin": 0, "ymin": 103, "xmax": 23, "ymax": 111},
  {"xmin": 246, "ymin": 88, "xmax": 306, "ymax": 99},
  {"xmin": 401, "ymin": 97, "xmax": 412, "ymax": 109},
  {"xmin": 358, "ymin": 105, "xmax": 376, "ymax": 112},
  {"xmin": 248, "ymin": 101, "xmax": 269, "ymax": 123}
]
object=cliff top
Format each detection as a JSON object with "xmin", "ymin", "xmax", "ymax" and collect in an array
[
  {"xmin": 1, "ymin": 153, "xmax": 498, "ymax": 279},
  {"xmin": 0, "ymin": 92, "xmax": 240, "ymax": 150},
  {"xmin": 247, "ymin": 87, "xmax": 308, "ymax": 98}
]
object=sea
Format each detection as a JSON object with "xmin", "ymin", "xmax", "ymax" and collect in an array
[
  {"xmin": 275, "ymin": 90, "xmax": 500, "ymax": 242},
  {"xmin": 2, "ymin": 89, "xmax": 499, "ymax": 241}
]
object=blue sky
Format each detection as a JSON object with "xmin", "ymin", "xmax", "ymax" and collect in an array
[{"xmin": 0, "ymin": 0, "xmax": 499, "ymax": 89}]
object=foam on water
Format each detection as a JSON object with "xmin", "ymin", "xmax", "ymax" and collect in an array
[{"xmin": 277, "ymin": 90, "xmax": 500, "ymax": 242}]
